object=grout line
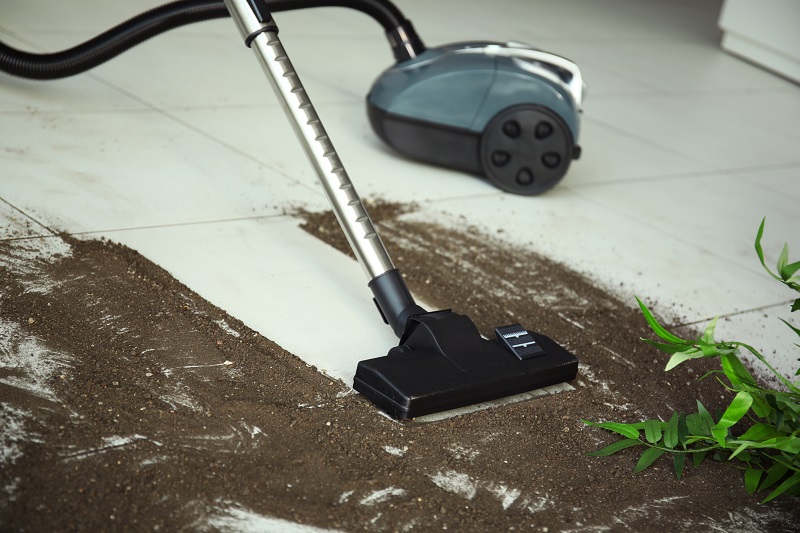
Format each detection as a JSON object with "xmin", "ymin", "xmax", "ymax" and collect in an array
[
  {"xmin": 0, "ymin": 196, "xmax": 59, "ymax": 237},
  {"xmin": 78, "ymin": 75, "xmax": 351, "ymax": 195},
  {"xmin": 569, "ymin": 160, "xmax": 800, "ymax": 190},
  {"xmin": 565, "ymin": 183, "xmax": 786, "ymax": 283},
  {"xmin": 676, "ymin": 299, "xmax": 796, "ymax": 329},
  {"xmin": 568, "ymin": 168, "xmax": 728, "ymax": 189},
  {"xmin": 716, "ymin": 160, "xmax": 800, "ymax": 176},
  {"xmin": 582, "ymin": 116, "xmax": 713, "ymax": 169},
  {"xmin": 584, "ymin": 85, "xmax": 799, "ymax": 101},
  {"xmin": 63, "ymin": 212, "xmax": 298, "ymax": 237},
  {"xmin": 0, "ymin": 28, "xmax": 46, "ymax": 51},
  {"xmin": 419, "ymin": 190, "xmax": 505, "ymax": 206}
]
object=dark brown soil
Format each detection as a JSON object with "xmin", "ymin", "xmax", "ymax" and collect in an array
[{"xmin": 1, "ymin": 202, "xmax": 798, "ymax": 532}]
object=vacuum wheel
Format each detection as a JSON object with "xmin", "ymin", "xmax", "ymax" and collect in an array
[{"xmin": 480, "ymin": 105, "xmax": 574, "ymax": 195}]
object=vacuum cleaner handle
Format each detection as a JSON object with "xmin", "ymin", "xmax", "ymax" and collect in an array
[{"xmin": 224, "ymin": 0, "xmax": 424, "ymax": 336}]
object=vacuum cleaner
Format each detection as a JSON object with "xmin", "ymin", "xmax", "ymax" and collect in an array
[
  {"xmin": 0, "ymin": 0, "xmax": 584, "ymax": 195},
  {"xmin": 0, "ymin": 0, "xmax": 579, "ymax": 419}
]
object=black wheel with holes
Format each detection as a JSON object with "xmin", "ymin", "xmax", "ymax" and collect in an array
[{"xmin": 480, "ymin": 105, "xmax": 575, "ymax": 195}]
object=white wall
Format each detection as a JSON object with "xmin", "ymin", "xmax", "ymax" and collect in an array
[{"xmin": 719, "ymin": 0, "xmax": 800, "ymax": 83}]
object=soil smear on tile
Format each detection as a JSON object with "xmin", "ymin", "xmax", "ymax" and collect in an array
[{"xmin": 1, "ymin": 201, "xmax": 798, "ymax": 532}]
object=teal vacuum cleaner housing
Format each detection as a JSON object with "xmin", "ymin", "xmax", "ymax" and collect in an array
[{"xmin": 368, "ymin": 41, "xmax": 585, "ymax": 195}]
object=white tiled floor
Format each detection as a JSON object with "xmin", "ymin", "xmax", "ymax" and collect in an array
[{"xmin": 2, "ymin": 0, "xmax": 798, "ymax": 383}]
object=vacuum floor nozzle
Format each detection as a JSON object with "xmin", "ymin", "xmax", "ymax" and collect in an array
[{"xmin": 354, "ymin": 311, "xmax": 578, "ymax": 419}]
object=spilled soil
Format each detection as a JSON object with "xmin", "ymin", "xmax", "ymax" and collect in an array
[{"xmin": 1, "ymin": 203, "xmax": 798, "ymax": 532}]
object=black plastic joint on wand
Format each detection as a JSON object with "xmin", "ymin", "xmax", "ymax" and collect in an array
[
  {"xmin": 369, "ymin": 269, "xmax": 426, "ymax": 338},
  {"xmin": 386, "ymin": 19, "xmax": 426, "ymax": 62},
  {"xmin": 246, "ymin": 0, "xmax": 273, "ymax": 22},
  {"xmin": 243, "ymin": 0, "xmax": 279, "ymax": 47}
]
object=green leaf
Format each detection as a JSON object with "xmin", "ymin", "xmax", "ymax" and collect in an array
[
  {"xmin": 692, "ymin": 450, "xmax": 707, "ymax": 468},
  {"xmin": 780, "ymin": 318, "xmax": 800, "ymax": 340},
  {"xmin": 700, "ymin": 316, "xmax": 719, "ymax": 345},
  {"xmin": 587, "ymin": 438, "xmax": 643, "ymax": 457},
  {"xmin": 759, "ymin": 462, "xmax": 789, "ymax": 492},
  {"xmin": 697, "ymin": 401, "xmax": 717, "ymax": 435},
  {"xmin": 780, "ymin": 259, "xmax": 800, "ymax": 281},
  {"xmin": 677, "ymin": 414, "xmax": 689, "ymax": 448},
  {"xmin": 736, "ymin": 450, "xmax": 753, "ymax": 462},
  {"xmin": 777, "ymin": 243, "xmax": 789, "ymax": 279},
  {"xmin": 762, "ymin": 471, "xmax": 800, "ymax": 503},
  {"xmin": 728, "ymin": 442, "xmax": 753, "ymax": 460},
  {"xmin": 750, "ymin": 395, "xmax": 772, "ymax": 418},
  {"xmin": 636, "ymin": 297, "xmax": 685, "ymax": 344},
  {"xmin": 663, "ymin": 413, "xmax": 679, "ymax": 449},
  {"xmin": 711, "ymin": 427, "xmax": 728, "ymax": 448},
  {"xmin": 699, "ymin": 341, "xmax": 723, "ymax": 357},
  {"xmin": 731, "ymin": 436, "xmax": 795, "ymax": 454},
  {"xmin": 774, "ymin": 409, "xmax": 785, "ymax": 431},
  {"xmin": 674, "ymin": 453, "xmax": 686, "ymax": 481},
  {"xmin": 584, "ymin": 420, "xmax": 640, "ymax": 440},
  {"xmin": 633, "ymin": 447, "xmax": 665, "ymax": 473},
  {"xmin": 780, "ymin": 397, "xmax": 800, "ymax": 416},
  {"xmin": 686, "ymin": 413, "xmax": 709, "ymax": 437},
  {"xmin": 665, "ymin": 348, "xmax": 706, "ymax": 371},
  {"xmin": 792, "ymin": 298, "xmax": 800, "ymax": 312},
  {"xmin": 642, "ymin": 339, "xmax": 692, "ymax": 354},
  {"xmin": 720, "ymin": 353, "xmax": 757, "ymax": 390},
  {"xmin": 711, "ymin": 391, "xmax": 753, "ymax": 447},
  {"xmin": 738, "ymin": 423, "xmax": 782, "ymax": 442},
  {"xmin": 644, "ymin": 420, "xmax": 663, "ymax": 444},
  {"xmin": 758, "ymin": 436, "xmax": 800, "ymax": 454},
  {"xmin": 744, "ymin": 468, "xmax": 762, "ymax": 495},
  {"xmin": 755, "ymin": 218, "xmax": 781, "ymax": 282}
]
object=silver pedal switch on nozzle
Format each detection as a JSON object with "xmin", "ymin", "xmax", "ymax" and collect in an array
[{"xmin": 495, "ymin": 324, "xmax": 545, "ymax": 360}]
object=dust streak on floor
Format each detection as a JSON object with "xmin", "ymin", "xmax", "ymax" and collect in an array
[{"xmin": 1, "ymin": 209, "xmax": 798, "ymax": 531}]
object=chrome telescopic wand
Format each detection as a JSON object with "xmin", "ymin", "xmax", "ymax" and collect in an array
[{"xmin": 223, "ymin": 0, "xmax": 424, "ymax": 337}]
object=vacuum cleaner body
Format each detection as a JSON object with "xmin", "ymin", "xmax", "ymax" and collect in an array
[{"xmin": 368, "ymin": 41, "xmax": 584, "ymax": 195}]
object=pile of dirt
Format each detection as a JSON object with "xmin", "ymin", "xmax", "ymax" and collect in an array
[{"xmin": 1, "ymin": 203, "xmax": 798, "ymax": 532}]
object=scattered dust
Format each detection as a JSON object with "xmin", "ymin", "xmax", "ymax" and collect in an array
[
  {"xmin": 1, "ymin": 209, "xmax": 798, "ymax": 531},
  {"xmin": 383, "ymin": 445, "xmax": 407, "ymax": 457},
  {"xmin": 359, "ymin": 487, "xmax": 407, "ymax": 506}
]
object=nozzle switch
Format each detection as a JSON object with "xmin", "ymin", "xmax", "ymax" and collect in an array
[{"xmin": 495, "ymin": 324, "xmax": 545, "ymax": 360}]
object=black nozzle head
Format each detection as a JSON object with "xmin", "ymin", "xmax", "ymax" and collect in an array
[
  {"xmin": 369, "ymin": 269, "xmax": 425, "ymax": 338},
  {"xmin": 353, "ymin": 311, "xmax": 578, "ymax": 419}
]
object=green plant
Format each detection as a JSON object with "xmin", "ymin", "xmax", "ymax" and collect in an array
[{"xmin": 584, "ymin": 219, "xmax": 800, "ymax": 502}]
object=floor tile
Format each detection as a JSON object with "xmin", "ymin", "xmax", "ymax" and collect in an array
[
  {"xmin": 8, "ymin": 27, "xmax": 357, "ymax": 110},
  {"xmin": 413, "ymin": 193, "xmax": 792, "ymax": 325},
  {"xmin": 573, "ymin": 171, "xmax": 800, "ymax": 273},
  {"xmin": 0, "ymin": 110, "xmax": 325, "ymax": 233},
  {"xmin": 0, "ymin": 32, "xmax": 146, "ymax": 113},
  {"xmin": 96, "ymin": 217, "xmax": 398, "ymax": 384},
  {"xmin": 551, "ymin": 40, "xmax": 795, "ymax": 93},
  {"xmin": 0, "ymin": 200, "xmax": 51, "ymax": 240},
  {"xmin": 0, "ymin": 1, "xmax": 165, "ymax": 33},
  {"xmin": 566, "ymin": 118, "xmax": 712, "ymax": 186},
  {"xmin": 170, "ymin": 103, "xmax": 504, "ymax": 203},
  {"xmin": 711, "ymin": 88, "xmax": 800, "ymax": 141},
  {"xmin": 553, "ymin": 58, "xmax": 661, "ymax": 98},
  {"xmin": 588, "ymin": 94, "xmax": 800, "ymax": 170},
  {"xmin": 732, "ymin": 164, "xmax": 800, "ymax": 202},
  {"xmin": 700, "ymin": 302, "xmax": 800, "ymax": 384}
]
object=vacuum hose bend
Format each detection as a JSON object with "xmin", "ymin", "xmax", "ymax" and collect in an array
[{"xmin": 0, "ymin": 0, "xmax": 424, "ymax": 80}]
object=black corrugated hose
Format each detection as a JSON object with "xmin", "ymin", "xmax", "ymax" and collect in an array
[{"xmin": 0, "ymin": 0, "xmax": 424, "ymax": 80}]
